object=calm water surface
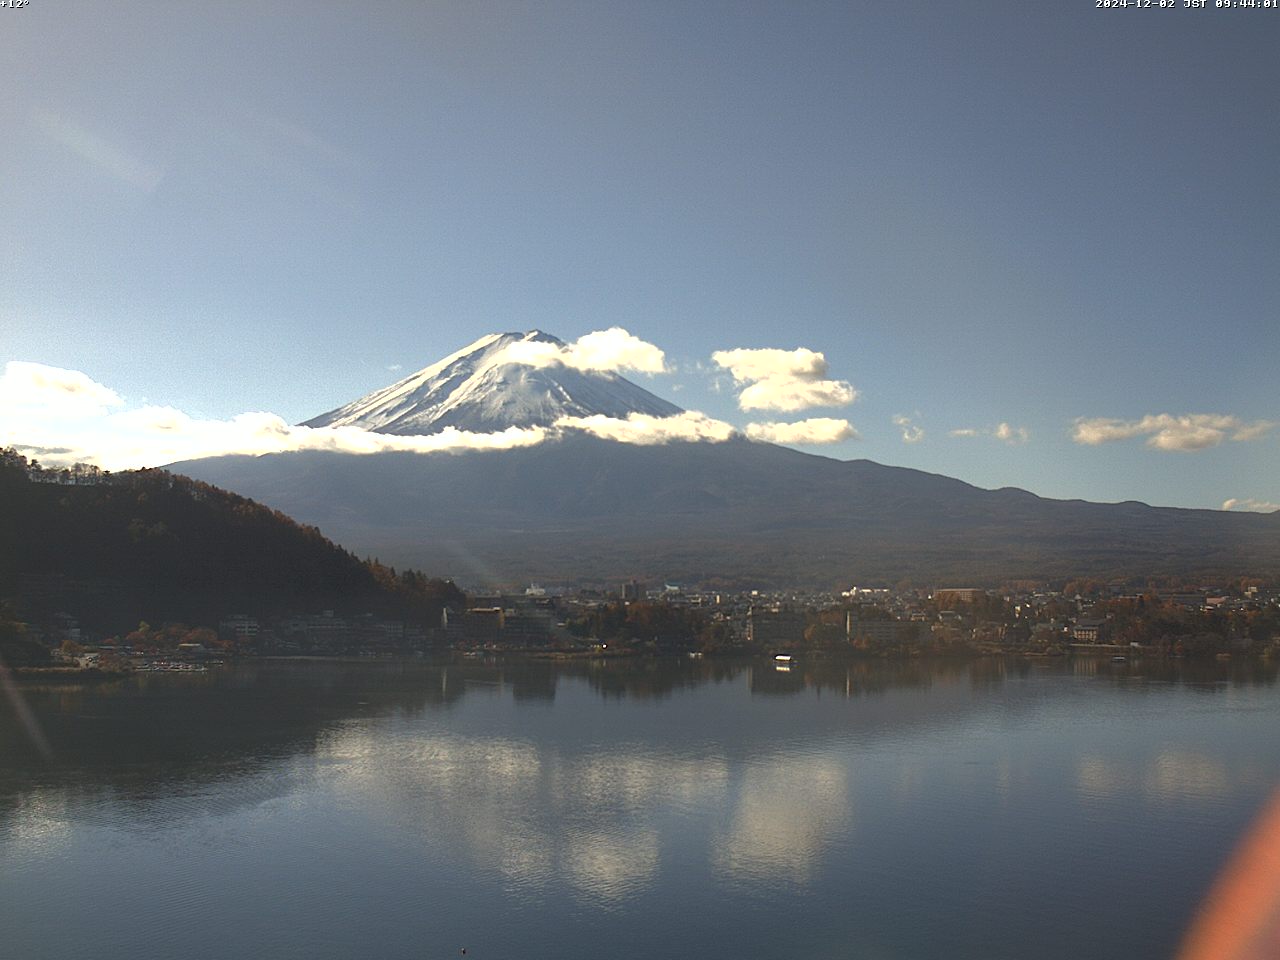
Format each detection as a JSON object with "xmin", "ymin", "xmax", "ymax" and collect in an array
[{"xmin": 3, "ymin": 657, "xmax": 1278, "ymax": 960}]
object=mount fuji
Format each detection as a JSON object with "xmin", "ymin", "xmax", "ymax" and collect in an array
[
  {"xmin": 172, "ymin": 332, "xmax": 1280, "ymax": 588},
  {"xmin": 303, "ymin": 330, "xmax": 680, "ymax": 435}
]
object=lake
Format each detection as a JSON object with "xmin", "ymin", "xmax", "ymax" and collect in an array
[{"xmin": 3, "ymin": 656, "xmax": 1278, "ymax": 960}]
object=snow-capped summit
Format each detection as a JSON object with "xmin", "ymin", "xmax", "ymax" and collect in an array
[{"xmin": 303, "ymin": 330, "xmax": 683, "ymax": 435}]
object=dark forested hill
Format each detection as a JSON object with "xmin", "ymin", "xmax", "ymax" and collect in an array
[
  {"xmin": 0, "ymin": 448, "xmax": 462, "ymax": 633},
  {"xmin": 172, "ymin": 434, "xmax": 1280, "ymax": 588}
]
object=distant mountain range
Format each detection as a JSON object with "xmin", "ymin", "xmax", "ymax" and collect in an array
[{"xmin": 173, "ymin": 331, "xmax": 1280, "ymax": 588}]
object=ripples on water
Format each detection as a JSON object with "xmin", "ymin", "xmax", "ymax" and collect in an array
[{"xmin": 1, "ymin": 657, "xmax": 1277, "ymax": 960}]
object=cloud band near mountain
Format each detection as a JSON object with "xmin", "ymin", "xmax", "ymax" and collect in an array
[
  {"xmin": 0, "ymin": 361, "xmax": 737, "ymax": 470},
  {"xmin": 948, "ymin": 422, "xmax": 1029, "ymax": 445},
  {"xmin": 1072, "ymin": 414, "xmax": 1273, "ymax": 452},
  {"xmin": 711, "ymin": 346, "xmax": 857, "ymax": 412},
  {"xmin": 745, "ymin": 418, "xmax": 859, "ymax": 444},
  {"xmin": 497, "ymin": 328, "xmax": 667, "ymax": 374}
]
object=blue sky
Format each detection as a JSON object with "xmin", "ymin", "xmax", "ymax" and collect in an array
[{"xmin": 2, "ymin": 1, "xmax": 1276, "ymax": 510}]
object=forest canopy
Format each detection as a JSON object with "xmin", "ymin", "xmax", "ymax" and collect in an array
[{"xmin": 0, "ymin": 448, "xmax": 463, "ymax": 634}]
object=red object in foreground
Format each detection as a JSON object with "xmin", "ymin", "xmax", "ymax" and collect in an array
[{"xmin": 1179, "ymin": 787, "xmax": 1280, "ymax": 960}]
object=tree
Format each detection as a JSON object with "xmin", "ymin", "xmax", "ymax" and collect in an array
[{"xmin": 0, "ymin": 604, "xmax": 50, "ymax": 667}]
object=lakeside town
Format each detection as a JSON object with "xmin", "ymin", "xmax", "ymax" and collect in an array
[
  {"xmin": 7, "ymin": 575, "xmax": 1280, "ymax": 675},
  {"xmin": 5, "ymin": 447, "xmax": 1279, "ymax": 675}
]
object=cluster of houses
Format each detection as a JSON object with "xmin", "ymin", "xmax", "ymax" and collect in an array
[{"xmin": 15, "ymin": 578, "xmax": 1279, "ymax": 662}]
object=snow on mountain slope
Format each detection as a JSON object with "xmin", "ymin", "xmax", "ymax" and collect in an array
[{"xmin": 302, "ymin": 330, "xmax": 683, "ymax": 435}]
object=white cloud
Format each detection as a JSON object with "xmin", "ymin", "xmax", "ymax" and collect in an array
[
  {"xmin": 560, "ymin": 411, "xmax": 736, "ymax": 445},
  {"xmin": 2, "ymin": 401, "xmax": 552, "ymax": 470},
  {"xmin": 737, "ymin": 378, "xmax": 857, "ymax": 412},
  {"xmin": 0, "ymin": 361, "xmax": 124, "ymax": 416},
  {"xmin": 711, "ymin": 346, "xmax": 856, "ymax": 412},
  {"xmin": 949, "ymin": 423, "xmax": 1029, "ymax": 445},
  {"xmin": 1072, "ymin": 414, "xmax": 1274, "ymax": 452},
  {"xmin": 0, "ymin": 362, "xmax": 738, "ymax": 471},
  {"xmin": 892, "ymin": 414, "xmax": 924, "ymax": 444},
  {"xmin": 1222, "ymin": 498, "xmax": 1280, "ymax": 513},
  {"xmin": 1231, "ymin": 421, "xmax": 1273, "ymax": 442},
  {"xmin": 1148, "ymin": 425, "xmax": 1221, "ymax": 452},
  {"xmin": 498, "ymin": 327, "xmax": 667, "ymax": 374},
  {"xmin": 1069, "ymin": 419, "xmax": 1144, "ymax": 445},
  {"xmin": 745, "ymin": 418, "xmax": 859, "ymax": 445},
  {"xmin": 111, "ymin": 405, "xmax": 192, "ymax": 432},
  {"xmin": 994, "ymin": 422, "xmax": 1030, "ymax": 445},
  {"xmin": 711, "ymin": 347, "xmax": 829, "ymax": 383}
]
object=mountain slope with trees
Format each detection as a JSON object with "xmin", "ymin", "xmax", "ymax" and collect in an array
[
  {"xmin": 0, "ymin": 448, "xmax": 463, "ymax": 636},
  {"xmin": 173, "ymin": 435, "xmax": 1280, "ymax": 588},
  {"xmin": 171, "ymin": 332, "xmax": 1280, "ymax": 588}
]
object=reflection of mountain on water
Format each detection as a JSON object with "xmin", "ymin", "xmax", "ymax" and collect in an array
[
  {"xmin": 1069, "ymin": 656, "xmax": 1279, "ymax": 691},
  {"xmin": 747, "ymin": 658, "xmax": 972, "ymax": 697},
  {"xmin": 3, "ymin": 656, "xmax": 1275, "ymax": 835},
  {"xmin": 553, "ymin": 656, "xmax": 1009, "ymax": 702},
  {"xmin": 0, "ymin": 662, "xmax": 469, "ymax": 826},
  {"xmin": 4, "ymin": 654, "xmax": 1280, "ymax": 924},
  {"xmin": 447, "ymin": 659, "xmax": 561, "ymax": 702},
  {"xmin": 566, "ymin": 657, "xmax": 744, "ymax": 701},
  {"xmin": 747, "ymin": 655, "xmax": 1278, "ymax": 698},
  {"xmin": 3, "ymin": 662, "xmax": 457, "ymax": 766}
]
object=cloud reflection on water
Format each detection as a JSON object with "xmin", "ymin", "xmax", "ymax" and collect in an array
[
  {"xmin": 565, "ymin": 828, "xmax": 660, "ymax": 903},
  {"xmin": 5, "ymin": 657, "xmax": 1278, "ymax": 928},
  {"xmin": 314, "ymin": 723, "xmax": 852, "ymax": 901},
  {"xmin": 1076, "ymin": 750, "xmax": 1268, "ymax": 805},
  {"xmin": 712, "ymin": 753, "xmax": 850, "ymax": 886}
]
